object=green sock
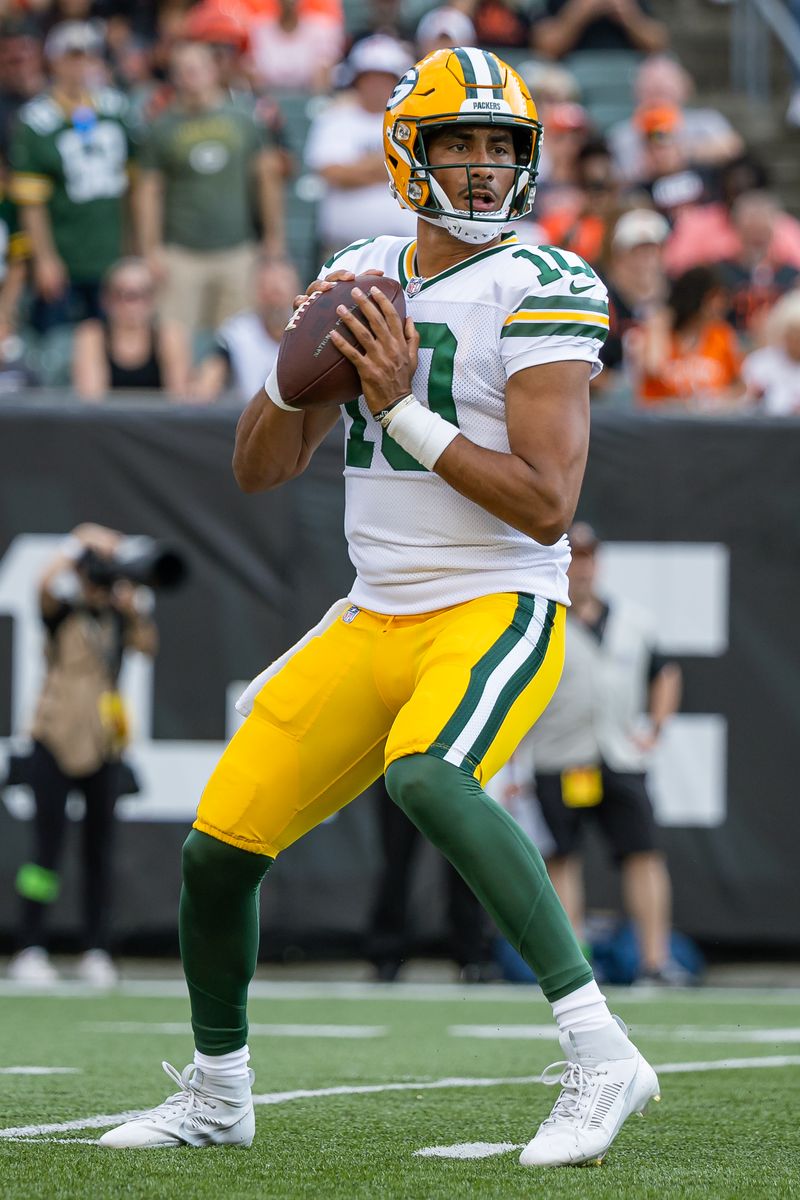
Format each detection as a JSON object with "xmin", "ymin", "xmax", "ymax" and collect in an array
[
  {"xmin": 385, "ymin": 754, "xmax": 593, "ymax": 1001},
  {"xmin": 179, "ymin": 830, "xmax": 272, "ymax": 1054}
]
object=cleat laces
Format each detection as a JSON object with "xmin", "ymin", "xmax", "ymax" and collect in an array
[
  {"xmin": 147, "ymin": 1062, "xmax": 218, "ymax": 1121},
  {"xmin": 539, "ymin": 1060, "xmax": 603, "ymax": 1126}
]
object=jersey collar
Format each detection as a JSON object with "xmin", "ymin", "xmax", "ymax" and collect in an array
[{"xmin": 398, "ymin": 233, "xmax": 519, "ymax": 294}]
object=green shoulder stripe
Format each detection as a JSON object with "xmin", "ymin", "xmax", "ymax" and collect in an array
[
  {"xmin": 512, "ymin": 294, "xmax": 608, "ymax": 316},
  {"xmin": 501, "ymin": 321, "xmax": 608, "ymax": 342},
  {"xmin": 323, "ymin": 238, "xmax": 377, "ymax": 271}
]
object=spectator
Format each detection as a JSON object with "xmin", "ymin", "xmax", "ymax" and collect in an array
[
  {"xmin": 524, "ymin": 522, "xmax": 686, "ymax": 985},
  {"xmin": 415, "ymin": 7, "xmax": 476, "ymax": 57},
  {"xmin": 600, "ymin": 207, "xmax": 670, "ymax": 382},
  {"xmin": 539, "ymin": 138, "xmax": 621, "ymax": 266},
  {"xmin": 532, "ymin": 99, "xmax": 591, "ymax": 216},
  {"xmin": 192, "ymin": 256, "xmax": 298, "ymax": 404},
  {"xmin": 0, "ymin": 16, "xmax": 46, "ymax": 156},
  {"xmin": 249, "ymin": 0, "xmax": 344, "ymax": 93},
  {"xmin": 305, "ymin": 36, "xmax": 415, "ymax": 258},
  {"xmin": 72, "ymin": 257, "xmax": 191, "ymax": 401},
  {"xmin": 6, "ymin": 524, "xmax": 157, "ymax": 988},
  {"xmin": 0, "ymin": 159, "xmax": 30, "ymax": 344},
  {"xmin": 468, "ymin": 0, "xmax": 535, "ymax": 49},
  {"xmin": 135, "ymin": 40, "xmax": 286, "ymax": 338},
  {"xmin": 609, "ymin": 55, "xmax": 742, "ymax": 184},
  {"xmin": 742, "ymin": 291, "xmax": 800, "ymax": 416},
  {"xmin": 717, "ymin": 193, "xmax": 800, "ymax": 341},
  {"xmin": 634, "ymin": 105, "xmax": 712, "ymax": 216},
  {"xmin": 10, "ymin": 21, "xmax": 134, "ymax": 332},
  {"xmin": 663, "ymin": 155, "xmax": 800, "ymax": 277},
  {"xmin": 532, "ymin": 0, "xmax": 668, "ymax": 59},
  {"xmin": 366, "ymin": 778, "xmax": 492, "ymax": 983},
  {"xmin": 638, "ymin": 266, "xmax": 743, "ymax": 408}
]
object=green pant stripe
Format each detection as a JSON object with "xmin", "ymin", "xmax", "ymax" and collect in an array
[
  {"xmin": 427, "ymin": 594, "xmax": 536, "ymax": 760},
  {"xmin": 460, "ymin": 599, "xmax": 556, "ymax": 771}
]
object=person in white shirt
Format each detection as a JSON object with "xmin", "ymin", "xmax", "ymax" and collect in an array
[
  {"xmin": 525, "ymin": 522, "xmax": 685, "ymax": 985},
  {"xmin": 742, "ymin": 289, "xmax": 800, "ymax": 415},
  {"xmin": 191, "ymin": 256, "xmax": 299, "ymax": 404},
  {"xmin": 304, "ymin": 35, "xmax": 416, "ymax": 258}
]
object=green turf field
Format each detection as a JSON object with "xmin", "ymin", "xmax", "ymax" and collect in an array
[{"xmin": 1, "ymin": 978, "xmax": 799, "ymax": 1199}]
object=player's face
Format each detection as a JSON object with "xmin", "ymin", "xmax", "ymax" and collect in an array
[{"xmin": 425, "ymin": 125, "xmax": 516, "ymax": 214}]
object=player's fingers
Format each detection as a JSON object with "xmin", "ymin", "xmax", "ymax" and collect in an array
[
  {"xmin": 405, "ymin": 317, "xmax": 420, "ymax": 373},
  {"xmin": 368, "ymin": 286, "xmax": 405, "ymax": 340},
  {"xmin": 329, "ymin": 328, "xmax": 363, "ymax": 364},
  {"xmin": 336, "ymin": 304, "xmax": 375, "ymax": 350},
  {"xmin": 351, "ymin": 287, "xmax": 392, "ymax": 343}
]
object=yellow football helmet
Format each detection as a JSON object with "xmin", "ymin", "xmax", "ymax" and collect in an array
[{"xmin": 383, "ymin": 46, "xmax": 543, "ymax": 246}]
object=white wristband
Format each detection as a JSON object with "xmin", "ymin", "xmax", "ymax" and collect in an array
[
  {"xmin": 265, "ymin": 361, "xmax": 301, "ymax": 413},
  {"xmin": 384, "ymin": 396, "xmax": 460, "ymax": 471}
]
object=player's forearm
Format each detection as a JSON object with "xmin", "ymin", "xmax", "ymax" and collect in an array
[
  {"xmin": 433, "ymin": 435, "xmax": 583, "ymax": 544},
  {"xmin": 533, "ymin": 0, "xmax": 596, "ymax": 57},
  {"xmin": 21, "ymin": 204, "xmax": 58, "ymax": 262},
  {"xmin": 256, "ymin": 152, "xmax": 286, "ymax": 253},
  {"xmin": 617, "ymin": 11, "xmax": 668, "ymax": 52},
  {"xmin": 135, "ymin": 172, "xmax": 164, "ymax": 255},
  {"xmin": 648, "ymin": 663, "xmax": 682, "ymax": 732},
  {"xmin": 234, "ymin": 389, "xmax": 339, "ymax": 492}
]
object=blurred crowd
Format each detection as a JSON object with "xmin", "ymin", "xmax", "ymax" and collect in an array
[{"xmin": 0, "ymin": 0, "xmax": 799, "ymax": 413}]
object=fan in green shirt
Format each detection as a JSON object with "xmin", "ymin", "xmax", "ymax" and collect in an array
[{"xmin": 9, "ymin": 21, "xmax": 135, "ymax": 327}]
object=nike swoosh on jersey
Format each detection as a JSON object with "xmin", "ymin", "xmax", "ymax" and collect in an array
[{"xmin": 569, "ymin": 281, "xmax": 594, "ymax": 294}]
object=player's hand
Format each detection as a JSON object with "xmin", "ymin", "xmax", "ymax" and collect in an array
[
  {"xmin": 330, "ymin": 284, "xmax": 419, "ymax": 416},
  {"xmin": 293, "ymin": 268, "xmax": 383, "ymax": 311}
]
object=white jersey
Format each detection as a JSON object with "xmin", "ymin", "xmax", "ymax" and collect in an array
[{"xmin": 319, "ymin": 233, "xmax": 609, "ymax": 615}]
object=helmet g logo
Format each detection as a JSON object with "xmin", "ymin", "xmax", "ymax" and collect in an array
[{"xmin": 387, "ymin": 68, "xmax": 418, "ymax": 110}]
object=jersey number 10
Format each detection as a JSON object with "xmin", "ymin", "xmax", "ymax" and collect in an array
[{"xmin": 345, "ymin": 322, "xmax": 458, "ymax": 472}]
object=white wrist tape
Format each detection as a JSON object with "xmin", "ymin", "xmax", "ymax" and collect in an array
[
  {"xmin": 384, "ymin": 396, "xmax": 460, "ymax": 471},
  {"xmin": 265, "ymin": 361, "xmax": 301, "ymax": 413}
]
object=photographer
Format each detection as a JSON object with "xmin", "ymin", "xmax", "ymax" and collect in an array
[{"xmin": 8, "ymin": 524, "xmax": 157, "ymax": 987}]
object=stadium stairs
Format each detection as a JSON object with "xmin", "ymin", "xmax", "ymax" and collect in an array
[{"xmin": 651, "ymin": 0, "xmax": 800, "ymax": 214}]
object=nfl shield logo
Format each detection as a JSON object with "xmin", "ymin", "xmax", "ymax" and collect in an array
[
  {"xmin": 342, "ymin": 605, "xmax": 360, "ymax": 624},
  {"xmin": 406, "ymin": 277, "xmax": 423, "ymax": 297}
]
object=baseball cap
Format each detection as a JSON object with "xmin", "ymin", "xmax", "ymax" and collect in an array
[
  {"xmin": 345, "ymin": 35, "xmax": 413, "ymax": 82},
  {"xmin": 612, "ymin": 208, "xmax": 671, "ymax": 251},
  {"xmin": 182, "ymin": 1, "xmax": 249, "ymax": 53},
  {"xmin": 416, "ymin": 7, "xmax": 476, "ymax": 50},
  {"xmin": 635, "ymin": 104, "xmax": 682, "ymax": 138},
  {"xmin": 547, "ymin": 101, "xmax": 590, "ymax": 133},
  {"xmin": 44, "ymin": 20, "xmax": 104, "ymax": 61}
]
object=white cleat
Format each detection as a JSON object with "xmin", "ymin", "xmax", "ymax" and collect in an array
[
  {"xmin": 520, "ymin": 1019, "xmax": 660, "ymax": 1168},
  {"xmin": 76, "ymin": 950, "xmax": 119, "ymax": 988},
  {"xmin": 99, "ymin": 1061, "xmax": 256, "ymax": 1149},
  {"xmin": 7, "ymin": 946, "xmax": 59, "ymax": 987}
]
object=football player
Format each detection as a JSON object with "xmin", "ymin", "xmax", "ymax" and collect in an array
[{"xmin": 102, "ymin": 48, "xmax": 660, "ymax": 1167}]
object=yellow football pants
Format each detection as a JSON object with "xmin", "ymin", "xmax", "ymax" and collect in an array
[{"xmin": 195, "ymin": 592, "xmax": 565, "ymax": 858}]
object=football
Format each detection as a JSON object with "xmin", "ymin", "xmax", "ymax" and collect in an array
[{"xmin": 276, "ymin": 274, "xmax": 407, "ymax": 410}]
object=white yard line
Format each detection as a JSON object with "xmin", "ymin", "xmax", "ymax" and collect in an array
[
  {"xmin": 4, "ymin": 1055, "xmax": 800, "ymax": 1143},
  {"xmin": 0, "ymin": 1067, "xmax": 80, "ymax": 1075},
  {"xmin": 82, "ymin": 1022, "xmax": 387, "ymax": 1039},
  {"xmin": 450, "ymin": 1025, "xmax": 800, "ymax": 1043},
  {"xmin": 415, "ymin": 1142, "xmax": 523, "ymax": 1159},
  {"xmin": 2, "ymin": 978, "xmax": 800, "ymax": 1003}
]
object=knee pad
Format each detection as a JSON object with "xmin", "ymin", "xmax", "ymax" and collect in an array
[{"xmin": 182, "ymin": 829, "xmax": 271, "ymax": 895}]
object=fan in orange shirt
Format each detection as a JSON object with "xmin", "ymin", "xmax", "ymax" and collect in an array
[
  {"xmin": 639, "ymin": 266, "xmax": 743, "ymax": 407},
  {"xmin": 539, "ymin": 139, "xmax": 621, "ymax": 267}
]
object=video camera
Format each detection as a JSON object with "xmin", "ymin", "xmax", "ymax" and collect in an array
[{"xmin": 79, "ymin": 537, "xmax": 188, "ymax": 592}]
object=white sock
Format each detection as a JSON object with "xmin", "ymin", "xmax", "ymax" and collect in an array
[
  {"xmin": 194, "ymin": 1045, "xmax": 251, "ymax": 1080},
  {"xmin": 551, "ymin": 980, "xmax": 614, "ymax": 1035}
]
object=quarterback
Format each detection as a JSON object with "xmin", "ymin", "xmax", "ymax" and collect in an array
[{"xmin": 102, "ymin": 48, "xmax": 660, "ymax": 1167}]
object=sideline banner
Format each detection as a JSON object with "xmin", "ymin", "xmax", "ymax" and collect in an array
[{"xmin": 0, "ymin": 405, "xmax": 798, "ymax": 949}]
